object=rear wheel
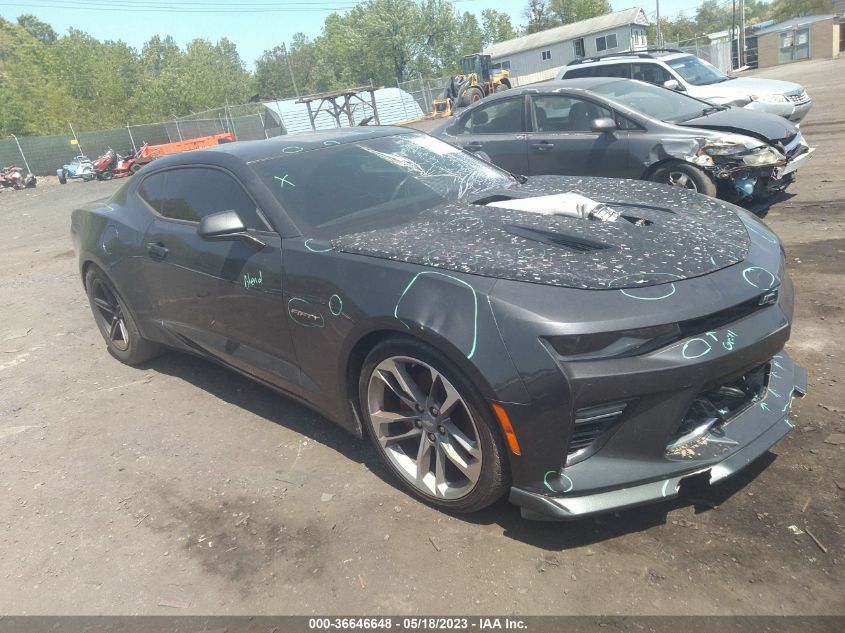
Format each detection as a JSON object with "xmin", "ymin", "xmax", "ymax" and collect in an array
[
  {"xmin": 649, "ymin": 161, "xmax": 717, "ymax": 197},
  {"xmin": 99, "ymin": 171, "xmax": 114, "ymax": 180},
  {"xmin": 58, "ymin": 170, "xmax": 67, "ymax": 185},
  {"xmin": 129, "ymin": 163, "xmax": 143, "ymax": 174},
  {"xmin": 359, "ymin": 337, "xmax": 509, "ymax": 513},
  {"xmin": 85, "ymin": 266, "xmax": 163, "ymax": 365}
]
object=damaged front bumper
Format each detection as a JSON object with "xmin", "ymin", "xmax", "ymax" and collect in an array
[
  {"xmin": 709, "ymin": 145, "xmax": 815, "ymax": 200},
  {"xmin": 511, "ymin": 352, "xmax": 807, "ymax": 521}
]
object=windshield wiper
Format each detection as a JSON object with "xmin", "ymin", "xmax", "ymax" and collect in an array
[
  {"xmin": 701, "ymin": 105, "xmax": 724, "ymax": 116},
  {"xmin": 511, "ymin": 173, "xmax": 528, "ymax": 184}
]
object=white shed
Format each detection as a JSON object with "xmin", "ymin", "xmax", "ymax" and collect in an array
[
  {"xmin": 261, "ymin": 87, "xmax": 424, "ymax": 135},
  {"xmin": 484, "ymin": 8, "xmax": 650, "ymax": 85}
]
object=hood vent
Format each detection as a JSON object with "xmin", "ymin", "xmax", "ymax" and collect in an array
[{"xmin": 503, "ymin": 223, "xmax": 610, "ymax": 253}]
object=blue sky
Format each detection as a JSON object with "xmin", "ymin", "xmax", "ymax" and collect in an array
[{"xmin": 0, "ymin": 0, "xmax": 707, "ymax": 67}]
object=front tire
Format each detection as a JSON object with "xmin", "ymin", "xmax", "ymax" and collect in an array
[
  {"xmin": 359, "ymin": 337, "xmax": 509, "ymax": 513},
  {"xmin": 649, "ymin": 160, "xmax": 717, "ymax": 197},
  {"xmin": 85, "ymin": 266, "xmax": 163, "ymax": 365},
  {"xmin": 58, "ymin": 170, "xmax": 67, "ymax": 185},
  {"xmin": 460, "ymin": 86, "xmax": 485, "ymax": 107}
]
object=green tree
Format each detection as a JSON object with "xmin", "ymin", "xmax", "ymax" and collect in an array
[
  {"xmin": 16, "ymin": 14, "xmax": 56, "ymax": 45},
  {"xmin": 770, "ymin": 0, "xmax": 833, "ymax": 20},
  {"xmin": 522, "ymin": 0, "xmax": 559, "ymax": 35},
  {"xmin": 548, "ymin": 0, "xmax": 612, "ymax": 26},
  {"xmin": 0, "ymin": 18, "xmax": 70, "ymax": 135},
  {"xmin": 480, "ymin": 9, "xmax": 517, "ymax": 47}
]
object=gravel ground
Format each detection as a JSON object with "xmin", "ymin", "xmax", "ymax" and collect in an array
[{"xmin": 0, "ymin": 58, "xmax": 842, "ymax": 616}]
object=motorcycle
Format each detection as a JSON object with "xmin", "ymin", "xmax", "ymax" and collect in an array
[{"xmin": 58, "ymin": 156, "xmax": 96, "ymax": 184}]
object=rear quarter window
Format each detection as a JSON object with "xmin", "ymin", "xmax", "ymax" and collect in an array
[
  {"xmin": 562, "ymin": 66, "xmax": 595, "ymax": 79},
  {"xmin": 137, "ymin": 172, "xmax": 167, "ymax": 214}
]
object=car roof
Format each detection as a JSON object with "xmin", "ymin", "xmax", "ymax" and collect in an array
[
  {"xmin": 531, "ymin": 78, "xmax": 625, "ymax": 91},
  {"xmin": 563, "ymin": 51, "xmax": 689, "ymax": 67},
  {"xmin": 148, "ymin": 126, "xmax": 415, "ymax": 168},
  {"xmin": 467, "ymin": 78, "xmax": 624, "ymax": 102}
]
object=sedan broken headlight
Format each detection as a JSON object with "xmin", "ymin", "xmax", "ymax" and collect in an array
[{"xmin": 701, "ymin": 134, "xmax": 785, "ymax": 167}]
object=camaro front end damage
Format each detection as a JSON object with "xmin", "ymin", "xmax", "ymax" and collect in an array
[{"xmin": 654, "ymin": 134, "xmax": 815, "ymax": 201}]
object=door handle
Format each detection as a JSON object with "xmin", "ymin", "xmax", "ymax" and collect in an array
[
  {"xmin": 147, "ymin": 242, "xmax": 168, "ymax": 260},
  {"xmin": 530, "ymin": 141, "xmax": 554, "ymax": 151}
]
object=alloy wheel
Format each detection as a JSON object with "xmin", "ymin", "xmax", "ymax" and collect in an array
[
  {"xmin": 91, "ymin": 278, "xmax": 129, "ymax": 352},
  {"xmin": 667, "ymin": 170, "xmax": 698, "ymax": 191},
  {"xmin": 367, "ymin": 356, "xmax": 482, "ymax": 500}
]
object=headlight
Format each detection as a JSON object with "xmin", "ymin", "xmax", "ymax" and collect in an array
[
  {"xmin": 750, "ymin": 93, "xmax": 788, "ymax": 104},
  {"xmin": 544, "ymin": 323, "xmax": 681, "ymax": 361},
  {"xmin": 741, "ymin": 146, "xmax": 785, "ymax": 166},
  {"xmin": 702, "ymin": 135, "xmax": 785, "ymax": 166}
]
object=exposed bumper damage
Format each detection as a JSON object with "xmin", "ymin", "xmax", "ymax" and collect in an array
[
  {"xmin": 511, "ymin": 352, "xmax": 808, "ymax": 521},
  {"xmin": 654, "ymin": 133, "xmax": 814, "ymax": 201}
]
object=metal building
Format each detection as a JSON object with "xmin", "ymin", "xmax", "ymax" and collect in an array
[{"xmin": 483, "ymin": 7, "xmax": 650, "ymax": 85}]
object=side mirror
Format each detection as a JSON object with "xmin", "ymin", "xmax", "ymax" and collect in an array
[
  {"xmin": 198, "ymin": 210, "xmax": 265, "ymax": 250},
  {"xmin": 663, "ymin": 79, "xmax": 683, "ymax": 91},
  {"xmin": 591, "ymin": 117, "xmax": 617, "ymax": 134}
]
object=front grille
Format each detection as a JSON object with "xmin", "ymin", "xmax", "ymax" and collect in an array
[
  {"xmin": 786, "ymin": 91, "xmax": 809, "ymax": 104},
  {"xmin": 666, "ymin": 362, "xmax": 769, "ymax": 453},
  {"xmin": 677, "ymin": 293, "xmax": 771, "ymax": 339},
  {"xmin": 567, "ymin": 401, "xmax": 628, "ymax": 464}
]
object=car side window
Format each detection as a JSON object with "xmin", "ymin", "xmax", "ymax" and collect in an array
[
  {"xmin": 459, "ymin": 98, "xmax": 523, "ymax": 135},
  {"xmin": 630, "ymin": 63, "xmax": 673, "ymax": 86},
  {"xmin": 588, "ymin": 63, "xmax": 629, "ymax": 79},
  {"xmin": 531, "ymin": 96, "xmax": 613, "ymax": 133},
  {"xmin": 138, "ymin": 172, "xmax": 168, "ymax": 215},
  {"xmin": 148, "ymin": 167, "xmax": 269, "ymax": 230}
]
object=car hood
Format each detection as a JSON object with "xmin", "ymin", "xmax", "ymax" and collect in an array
[
  {"xmin": 679, "ymin": 107, "xmax": 798, "ymax": 143},
  {"xmin": 333, "ymin": 176, "xmax": 751, "ymax": 290},
  {"xmin": 697, "ymin": 77, "xmax": 804, "ymax": 99}
]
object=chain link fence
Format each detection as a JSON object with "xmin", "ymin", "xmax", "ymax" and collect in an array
[
  {"xmin": 396, "ymin": 74, "xmax": 450, "ymax": 118},
  {"xmin": 1, "ymin": 87, "xmax": 432, "ymax": 176},
  {"xmin": 677, "ymin": 40, "xmax": 733, "ymax": 73},
  {"xmin": 0, "ymin": 102, "xmax": 283, "ymax": 176}
]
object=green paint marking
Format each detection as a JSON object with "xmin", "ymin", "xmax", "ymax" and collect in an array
[
  {"xmin": 394, "ymin": 271, "xmax": 478, "ymax": 359},
  {"xmin": 243, "ymin": 269, "xmax": 263, "ymax": 289}
]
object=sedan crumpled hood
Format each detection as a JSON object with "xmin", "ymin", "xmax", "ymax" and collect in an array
[
  {"xmin": 680, "ymin": 107, "xmax": 798, "ymax": 143},
  {"xmin": 333, "ymin": 177, "xmax": 751, "ymax": 290}
]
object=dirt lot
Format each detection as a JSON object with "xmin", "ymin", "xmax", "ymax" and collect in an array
[{"xmin": 0, "ymin": 58, "xmax": 843, "ymax": 617}]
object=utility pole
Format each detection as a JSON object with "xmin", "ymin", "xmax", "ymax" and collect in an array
[
  {"xmin": 655, "ymin": 0, "xmax": 662, "ymax": 48},
  {"xmin": 281, "ymin": 43, "xmax": 300, "ymax": 98},
  {"xmin": 739, "ymin": 0, "xmax": 746, "ymax": 67},
  {"xmin": 731, "ymin": 0, "xmax": 737, "ymax": 69}
]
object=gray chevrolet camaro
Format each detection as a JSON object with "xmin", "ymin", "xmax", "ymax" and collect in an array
[
  {"xmin": 432, "ymin": 78, "xmax": 814, "ymax": 203},
  {"xmin": 72, "ymin": 128, "xmax": 807, "ymax": 520}
]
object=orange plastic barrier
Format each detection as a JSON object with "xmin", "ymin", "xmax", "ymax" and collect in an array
[{"xmin": 137, "ymin": 132, "xmax": 235, "ymax": 163}]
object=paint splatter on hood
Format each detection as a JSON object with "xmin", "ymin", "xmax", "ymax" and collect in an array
[{"xmin": 333, "ymin": 176, "xmax": 752, "ymax": 290}]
